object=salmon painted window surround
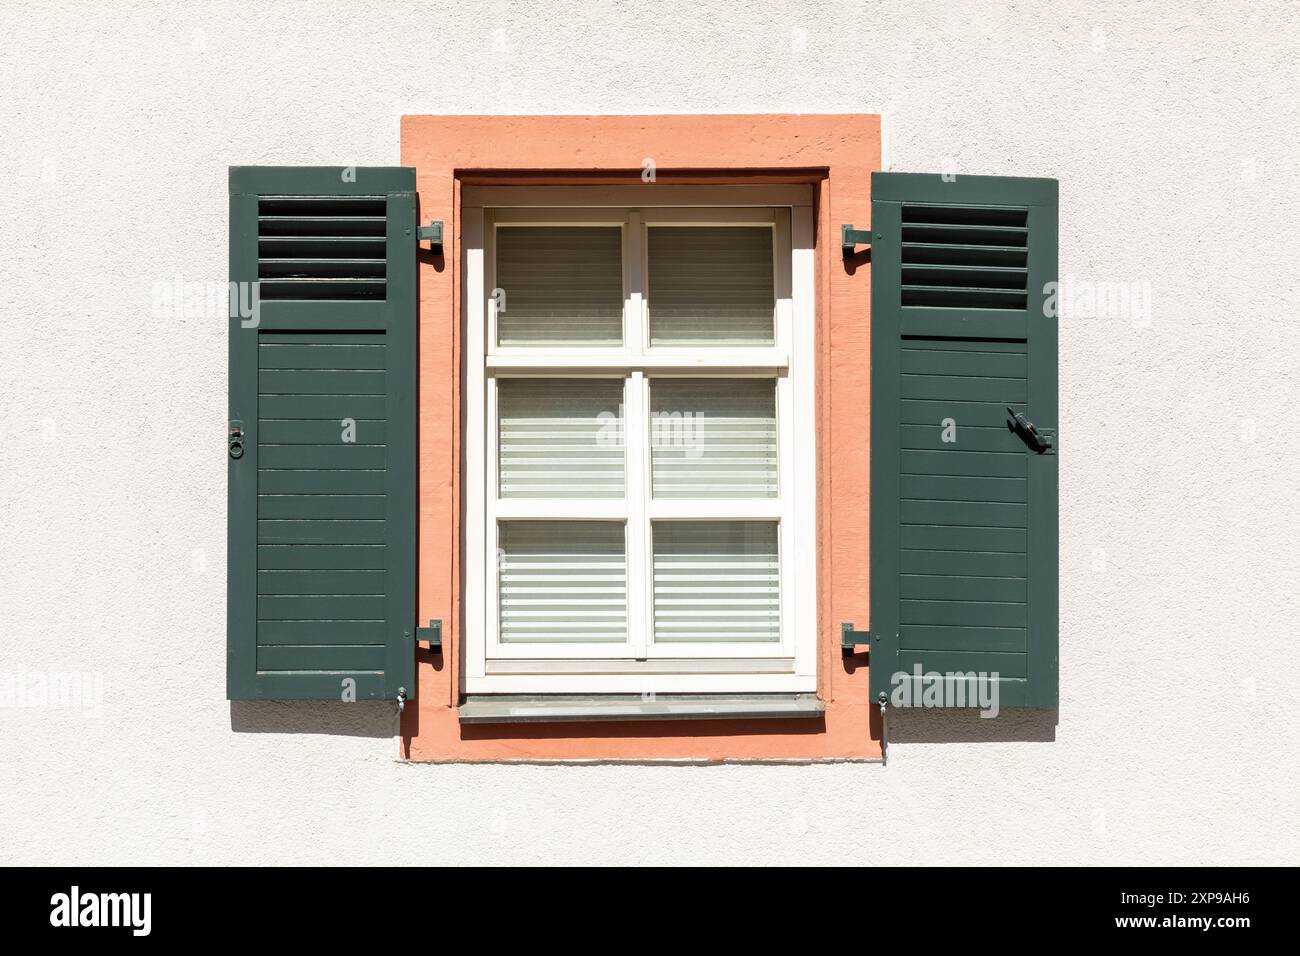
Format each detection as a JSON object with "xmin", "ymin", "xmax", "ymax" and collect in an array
[
  {"xmin": 462, "ymin": 189, "xmax": 817, "ymax": 695},
  {"xmin": 400, "ymin": 114, "xmax": 881, "ymax": 761}
]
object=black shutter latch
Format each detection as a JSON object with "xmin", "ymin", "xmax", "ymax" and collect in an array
[
  {"xmin": 228, "ymin": 420, "xmax": 244, "ymax": 459},
  {"xmin": 1007, "ymin": 407, "xmax": 1053, "ymax": 453}
]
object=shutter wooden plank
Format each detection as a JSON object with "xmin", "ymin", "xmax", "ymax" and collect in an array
[
  {"xmin": 257, "ymin": 445, "xmax": 387, "ymax": 470},
  {"xmin": 901, "ymin": 399, "xmax": 1026, "ymax": 424},
  {"xmin": 902, "ymin": 475, "xmax": 1028, "ymax": 503},
  {"xmin": 901, "ymin": 348, "xmax": 1027, "ymax": 378},
  {"xmin": 900, "ymin": 499, "xmax": 1027, "ymax": 528},
  {"xmin": 894, "ymin": 311, "xmax": 1028, "ymax": 338},
  {"xmin": 899, "ymin": 624, "xmax": 1028, "ymax": 653},
  {"xmin": 256, "ymin": 470, "xmax": 386, "ymax": 495},
  {"xmin": 257, "ymin": 570, "xmax": 386, "ymax": 594},
  {"xmin": 257, "ymin": 645, "xmax": 387, "ymax": 671},
  {"xmin": 899, "ymin": 549, "xmax": 1028, "ymax": 577},
  {"xmin": 897, "ymin": 650, "xmax": 1029, "ymax": 680},
  {"xmin": 900, "ymin": 599, "xmax": 1028, "ymax": 628},
  {"xmin": 253, "ymin": 674, "xmax": 385, "ymax": 700},
  {"xmin": 258, "ymin": 394, "xmax": 388, "ymax": 419},
  {"xmin": 900, "ymin": 574, "xmax": 1027, "ymax": 602},
  {"xmin": 257, "ymin": 595, "xmax": 387, "ymax": 621},
  {"xmin": 258, "ymin": 369, "xmax": 388, "ymax": 395},
  {"xmin": 258, "ymin": 420, "xmax": 386, "ymax": 444},
  {"xmin": 901, "ymin": 373, "xmax": 1028, "ymax": 403},
  {"xmin": 257, "ymin": 519, "xmax": 387, "ymax": 544},
  {"xmin": 228, "ymin": 166, "xmax": 416, "ymax": 701},
  {"xmin": 257, "ymin": 620, "xmax": 387, "ymax": 644},
  {"xmin": 901, "ymin": 449, "xmax": 1027, "ymax": 478},
  {"xmin": 256, "ymin": 544, "xmax": 386, "ymax": 570},
  {"xmin": 257, "ymin": 344, "xmax": 387, "ymax": 370},
  {"xmin": 871, "ymin": 172, "xmax": 1058, "ymax": 709},
  {"xmin": 257, "ymin": 495, "xmax": 386, "ymax": 520},
  {"xmin": 899, "ymin": 424, "xmax": 1025, "ymax": 453},
  {"xmin": 901, "ymin": 525, "xmax": 1026, "ymax": 553}
]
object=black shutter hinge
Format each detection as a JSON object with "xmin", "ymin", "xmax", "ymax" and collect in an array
[
  {"xmin": 841, "ymin": 622, "xmax": 872, "ymax": 656},
  {"xmin": 416, "ymin": 619, "xmax": 442, "ymax": 653},
  {"xmin": 841, "ymin": 224, "xmax": 874, "ymax": 259},
  {"xmin": 417, "ymin": 220, "xmax": 443, "ymax": 254}
]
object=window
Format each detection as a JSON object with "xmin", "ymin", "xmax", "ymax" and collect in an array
[{"xmin": 464, "ymin": 189, "xmax": 816, "ymax": 694}]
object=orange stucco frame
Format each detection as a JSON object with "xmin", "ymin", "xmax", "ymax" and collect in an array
[{"xmin": 399, "ymin": 114, "xmax": 880, "ymax": 761}]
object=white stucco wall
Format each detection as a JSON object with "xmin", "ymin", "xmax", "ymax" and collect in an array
[{"xmin": 2, "ymin": 0, "xmax": 1297, "ymax": 865}]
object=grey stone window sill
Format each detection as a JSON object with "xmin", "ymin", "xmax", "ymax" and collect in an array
[{"xmin": 458, "ymin": 693, "xmax": 824, "ymax": 725}]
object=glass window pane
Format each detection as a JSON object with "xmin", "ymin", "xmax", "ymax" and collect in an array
[
  {"xmin": 650, "ymin": 378, "xmax": 777, "ymax": 498},
  {"xmin": 647, "ymin": 226, "xmax": 774, "ymax": 346},
  {"xmin": 495, "ymin": 226, "xmax": 623, "ymax": 346},
  {"xmin": 498, "ymin": 378, "xmax": 624, "ymax": 498},
  {"xmin": 652, "ymin": 521, "xmax": 779, "ymax": 643},
  {"xmin": 499, "ymin": 521, "xmax": 627, "ymax": 644}
]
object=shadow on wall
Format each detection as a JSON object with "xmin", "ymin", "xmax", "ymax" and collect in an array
[
  {"xmin": 887, "ymin": 708, "xmax": 1058, "ymax": 744},
  {"xmin": 230, "ymin": 701, "xmax": 398, "ymax": 738}
]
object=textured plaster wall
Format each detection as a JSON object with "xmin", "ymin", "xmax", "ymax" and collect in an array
[{"xmin": 0, "ymin": 0, "xmax": 1297, "ymax": 865}]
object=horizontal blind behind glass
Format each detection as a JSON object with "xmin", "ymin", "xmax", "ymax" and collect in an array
[
  {"xmin": 498, "ymin": 378, "xmax": 625, "ymax": 498},
  {"xmin": 499, "ymin": 521, "xmax": 627, "ymax": 644},
  {"xmin": 650, "ymin": 378, "xmax": 777, "ymax": 498},
  {"xmin": 647, "ymin": 226, "xmax": 775, "ymax": 345},
  {"xmin": 653, "ymin": 521, "xmax": 780, "ymax": 643},
  {"xmin": 495, "ymin": 226, "xmax": 624, "ymax": 346}
]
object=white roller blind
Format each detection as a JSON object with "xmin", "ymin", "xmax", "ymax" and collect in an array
[
  {"xmin": 498, "ymin": 378, "xmax": 624, "ymax": 498},
  {"xmin": 499, "ymin": 521, "xmax": 627, "ymax": 644},
  {"xmin": 495, "ymin": 226, "xmax": 624, "ymax": 346},
  {"xmin": 647, "ymin": 226, "xmax": 775, "ymax": 345},
  {"xmin": 652, "ymin": 521, "xmax": 780, "ymax": 643},
  {"xmin": 650, "ymin": 378, "xmax": 777, "ymax": 498}
]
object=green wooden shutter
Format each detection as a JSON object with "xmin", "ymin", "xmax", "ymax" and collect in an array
[
  {"xmin": 869, "ymin": 172, "xmax": 1058, "ymax": 708},
  {"xmin": 227, "ymin": 167, "xmax": 417, "ymax": 701}
]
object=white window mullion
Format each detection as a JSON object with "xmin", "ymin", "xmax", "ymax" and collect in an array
[
  {"xmin": 773, "ymin": 209, "xmax": 792, "ymax": 353},
  {"xmin": 625, "ymin": 211, "xmax": 645, "ymax": 354},
  {"xmin": 625, "ymin": 371, "xmax": 649, "ymax": 657},
  {"xmin": 623, "ymin": 214, "xmax": 650, "ymax": 658},
  {"xmin": 485, "ymin": 218, "xmax": 499, "ymax": 358}
]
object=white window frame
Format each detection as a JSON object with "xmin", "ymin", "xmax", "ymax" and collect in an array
[{"xmin": 463, "ymin": 185, "xmax": 816, "ymax": 695}]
